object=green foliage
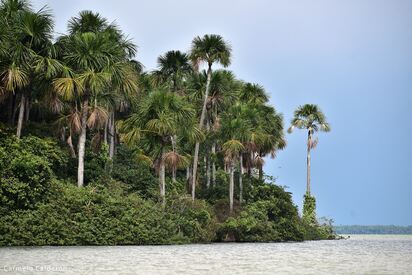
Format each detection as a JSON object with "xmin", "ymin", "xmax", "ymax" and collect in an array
[
  {"xmin": 111, "ymin": 145, "xmax": 158, "ymax": 199},
  {"xmin": 0, "ymin": 0, "xmax": 335, "ymax": 245},
  {"xmin": 303, "ymin": 193, "xmax": 317, "ymax": 226},
  {"xmin": 84, "ymin": 143, "xmax": 110, "ymax": 184},
  {"xmin": 0, "ymin": 180, "xmax": 216, "ymax": 246},
  {"xmin": 0, "ymin": 134, "xmax": 66, "ymax": 211},
  {"xmin": 216, "ymin": 179, "xmax": 305, "ymax": 242},
  {"xmin": 0, "ymin": 115, "xmax": 335, "ymax": 246},
  {"xmin": 198, "ymin": 170, "xmax": 230, "ymax": 203}
]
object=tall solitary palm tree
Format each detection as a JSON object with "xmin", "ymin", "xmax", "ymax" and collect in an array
[
  {"xmin": 189, "ymin": 34, "xmax": 231, "ymax": 200},
  {"xmin": 288, "ymin": 104, "xmax": 330, "ymax": 194}
]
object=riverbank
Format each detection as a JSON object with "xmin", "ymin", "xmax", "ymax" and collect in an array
[{"xmin": 0, "ymin": 131, "xmax": 334, "ymax": 246}]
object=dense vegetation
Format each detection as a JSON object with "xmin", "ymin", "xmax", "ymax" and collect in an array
[
  {"xmin": 334, "ymin": 225, "xmax": 412, "ymax": 235},
  {"xmin": 0, "ymin": 0, "xmax": 334, "ymax": 245}
]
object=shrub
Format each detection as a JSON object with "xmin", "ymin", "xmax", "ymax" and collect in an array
[
  {"xmin": 111, "ymin": 145, "xmax": 158, "ymax": 198},
  {"xmin": 303, "ymin": 193, "xmax": 317, "ymax": 225},
  {"xmin": 0, "ymin": 135, "xmax": 59, "ymax": 211},
  {"xmin": 0, "ymin": 180, "xmax": 217, "ymax": 246}
]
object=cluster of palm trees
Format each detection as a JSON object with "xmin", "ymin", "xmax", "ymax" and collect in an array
[
  {"xmin": 119, "ymin": 35, "xmax": 287, "ymax": 211},
  {"xmin": 0, "ymin": 2, "xmax": 139, "ymax": 188},
  {"xmin": 0, "ymin": 0, "xmax": 330, "ymax": 213}
]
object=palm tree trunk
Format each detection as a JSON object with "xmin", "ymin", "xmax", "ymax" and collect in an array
[
  {"xmin": 307, "ymin": 130, "xmax": 312, "ymax": 195},
  {"xmin": 186, "ymin": 166, "xmax": 190, "ymax": 181},
  {"xmin": 186, "ymin": 165, "xmax": 192, "ymax": 193},
  {"xmin": 24, "ymin": 95, "xmax": 30, "ymax": 122},
  {"xmin": 229, "ymin": 161, "xmax": 234, "ymax": 214},
  {"xmin": 171, "ymin": 135, "xmax": 177, "ymax": 183},
  {"xmin": 211, "ymin": 143, "xmax": 216, "ymax": 187},
  {"xmin": 109, "ymin": 111, "xmax": 115, "ymax": 159},
  {"xmin": 206, "ymin": 155, "xmax": 211, "ymax": 188},
  {"xmin": 67, "ymin": 131, "xmax": 76, "ymax": 158},
  {"xmin": 205, "ymin": 120, "xmax": 211, "ymax": 188},
  {"xmin": 103, "ymin": 118, "xmax": 108, "ymax": 145},
  {"xmin": 16, "ymin": 93, "xmax": 26, "ymax": 139},
  {"xmin": 191, "ymin": 65, "xmax": 213, "ymax": 200},
  {"xmin": 191, "ymin": 143, "xmax": 200, "ymax": 199},
  {"xmin": 77, "ymin": 94, "xmax": 89, "ymax": 187},
  {"xmin": 248, "ymin": 151, "xmax": 253, "ymax": 176},
  {"xmin": 258, "ymin": 166, "xmax": 263, "ymax": 181},
  {"xmin": 160, "ymin": 146, "xmax": 166, "ymax": 206},
  {"xmin": 239, "ymin": 153, "xmax": 243, "ymax": 204}
]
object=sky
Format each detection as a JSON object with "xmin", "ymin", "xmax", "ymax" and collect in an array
[{"xmin": 31, "ymin": 0, "xmax": 412, "ymax": 225}]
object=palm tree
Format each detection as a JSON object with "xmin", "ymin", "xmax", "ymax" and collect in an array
[
  {"xmin": 152, "ymin": 50, "xmax": 192, "ymax": 181},
  {"xmin": 189, "ymin": 34, "xmax": 231, "ymax": 200},
  {"xmin": 53, "ymin": 11, "xmax": 137, "ymax": 187},
  {"xmin": 288, "ymin": 104, "xmax": 330, "ymax": 195},
  {"xmin": 119, "ymin": 90, "xmax": 196, "ymax": 205},
  {"xmin": 253, "ymin": 104, "xmax": 286, "ymax": 180},
  {"xmin": 0, "ymin": 1, "xmax": 55, "ymax": 138},
  {"xmin": 239, "ymin": 83, "xmax": 269, "ymax": 105},
  {"xmin": 222, "ymin": 139, "xmax": 244, "ymax": 213},
  {"xmin": 152, "ymin": 50, "xmax": 192, "ymax": 93},
  {"xmin": 106, "ymin": 60, "xmax": 139, "ymax": 160},
  {"xmin": 206, "ymin": 70, "xmax": 240, "ymax": 187}
]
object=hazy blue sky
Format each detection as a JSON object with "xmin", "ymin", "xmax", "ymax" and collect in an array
[{"xmin": 31, "ymin": 0, "xmax": 412, "ymax": 225}]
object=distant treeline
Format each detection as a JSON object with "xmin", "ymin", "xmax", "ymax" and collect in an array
[{"xmin": 334, "ymin": 225, "xmax": 412, "ymax": 235}]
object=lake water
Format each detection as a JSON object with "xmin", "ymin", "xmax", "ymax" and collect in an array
[{"xmin": 1, "ymin": 235, "xmax": 411, "ymax": 274}]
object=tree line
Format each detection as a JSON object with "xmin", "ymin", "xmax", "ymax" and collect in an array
[{"xmin": 0, "ymin": 0, "xmax": 330, "ymax": 216}]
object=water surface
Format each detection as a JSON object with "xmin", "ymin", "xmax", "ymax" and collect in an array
[{"xmin": 1, "ymin": 235, "xmax": 411, "ymax": 274}]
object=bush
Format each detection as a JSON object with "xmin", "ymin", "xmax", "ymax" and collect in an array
[
  {"xmin": 303, "ymin": 193, "xmax": 317, "ymax": 226},
  {"xmin": 0, "ymin": 134, "xmax": 61, "ymax": 211},
  {"xmin": 0, "ymin": 180, "xmax": 217, "ymax": 246},
  {"xmin": 111, "ymin": 145, "xmax": 158, "ymax": 198},
  {"xmin": 217, "ymin": 198, "xmax": 304, "ymax": 242},
  {"xmin": 216, "ymin": 180, "xmax": 305, "ymax": 242}
]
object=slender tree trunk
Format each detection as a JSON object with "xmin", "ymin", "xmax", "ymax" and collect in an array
[
  {"xmin": 171, "ymin": 135, "xmax": 177, "ymax": 183},
  {"xmin": 229, "ymin": 161, "xmax": 234, "ymax": 214},
  {"xmin": 205, "ymin": 120, "xmax": 211, "ymax": 188},
  {"xmin": 187, "ymin": 165, "xmax": 192, "ymax": 193},
  {"xmin": 103, "ymin": 118, "xmax": 108, "ymax": 145},
  {"xmin": 239, "ymin": 153, "xmax": 244, "ymax": 204},
  {"xmin": 186, "ymin": 166, "xmax": 190, "ymax": 181},
  {"xmin": 109, "ymin": 111, "xmax": 115, "ymax": 159},
  {"xmin": 192, "ymin": 143, "xmax": 200, "ymax": 199},
  {"xmin": 211, "ymin": 143, "xmax": 216, "ymax": 187},
  {"xmin": 206, "ymin": 152, "xmax": 211, "ymax": 188},
  {"xmin": 67, "ymin": 133, "xmax": 76, "ymax": 158},
  {"xmin": 191, "ymin": 65, "xmax": 213, "ymax": 200},
  {"xmin": 248, "ymin": 151, "xmax": 253, "ymax": 176},
  {"xmin": 307, "ymin": 130, "xmax": 312, "ymax": 194},
  {"xmin": 61, "ymin": 127, "xmax": 66, "ymax": 142},
  {"xmin": 24, "ymin": 95, "xmax": 30, "ymax": 122},
  {"xmin": 259, "ymin": 166, "xmax": 263, "ymax": 181},
  {"xmin": 160, "ymin": 146, "xmax": 166, "ymax": 206},
  {"xmin": 16, "ymin": 93, "xmax": 26, "ymax": 138},
  {"xmin": 77, "ymin": 94, "xmax": 89, "ymax": 187}
]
